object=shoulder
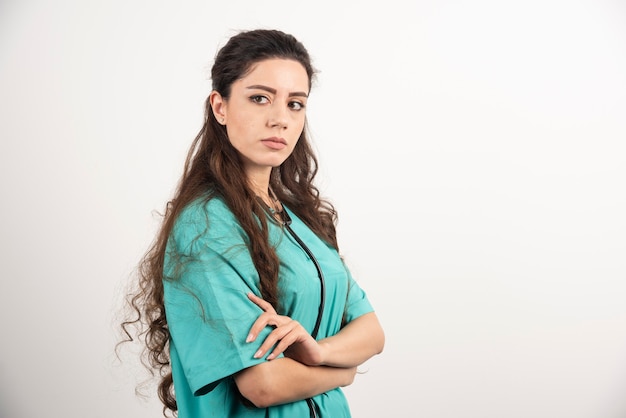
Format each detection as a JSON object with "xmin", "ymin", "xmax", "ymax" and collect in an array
[
  {"xmin": 177, "ymin": 195, "xmax": 234, "ymax": 225},
  {"xmin": 172, "ymin": 196, "xmax": 244, "ymax": 245}
]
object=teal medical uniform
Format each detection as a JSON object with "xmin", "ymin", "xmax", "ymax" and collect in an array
[{"xmin": 163, "ymin": 197, "xmax": 374, "ymax": 417}]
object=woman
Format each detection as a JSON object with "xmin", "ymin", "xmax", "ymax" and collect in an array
[{"xmin": 122, "ymin": 29, "xmax": 384, "ymax": 417}]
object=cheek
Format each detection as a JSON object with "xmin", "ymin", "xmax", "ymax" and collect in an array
[
  {"xmin": 291, "ymin": 117, "xmax": 306, "ymax": 138},
  {"xmin": 226, "ymin": 114, "xmax": 254, "ymax": 143}
]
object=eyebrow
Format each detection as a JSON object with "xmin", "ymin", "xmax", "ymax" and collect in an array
[{"xmin": 246, "ymin": 84, "xmax": 309, "ymax": 98}]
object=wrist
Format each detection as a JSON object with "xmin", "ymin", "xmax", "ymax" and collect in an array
[
  {"xmin": 317, "ymin": 340, "xmax": 331, "ymax": 366},
  {"xmin": 341, "ymin": 366, "xmax": 357, "ymax": 387}
]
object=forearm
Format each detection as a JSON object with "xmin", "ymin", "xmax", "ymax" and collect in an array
[
  {"xmin": 234, "ymin": 357, "xmax": 355, "ymax": 408},
  {"xmin": 318, "ymin": 312, "xmax": 385, "ymax": 368}
]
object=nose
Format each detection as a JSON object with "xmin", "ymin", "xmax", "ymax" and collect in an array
[{"xmin": 267, "ymin": 104, "xmax": 288, "ymax": 129}]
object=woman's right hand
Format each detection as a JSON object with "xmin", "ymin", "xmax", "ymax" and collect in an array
[{"xmin": 246, "ymin": 292, "xmax": 325, "ymax": 366}]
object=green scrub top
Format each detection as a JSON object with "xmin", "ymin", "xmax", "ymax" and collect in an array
[{"xmin": 163, "ymin": 197, "xmax": 374, "ymax": 418}]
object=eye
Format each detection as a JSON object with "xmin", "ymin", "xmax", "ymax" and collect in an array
[
  {"xmin": 250, "ymin": 95, "xmax": 269, "ymax": 104},
  {"xmin": 289, "ymin": 101, "xmax": 306, "ymax": 111}
]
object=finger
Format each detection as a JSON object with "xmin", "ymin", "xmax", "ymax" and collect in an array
[
  {"xmin": 252, "ymin": 321, "xmax": 293, "ymax": 355},
  {"xmin": 246, "ymin": 312, "xmax": 281, "ymax": 343},
  {"xmin": 253, "ymin": 322, "xmax": 299, "ymax": 359},
  {"xmin": 247, "ymin": 292, "xmax": 277, "ymax": 314},
  {"xmin": 252, "ymin": 319, "xmax": 301, "ymax": 357},
  {"xmin": 265, "ymin": 320, "xmax": 308, "ymax": 360},
  {"xmin": 255, "ymin": 320, "xmax": 305, "ymax": 360},
  {"xmin": 266, "ymin": 334, "xmax": 298, "ymax": 360}
]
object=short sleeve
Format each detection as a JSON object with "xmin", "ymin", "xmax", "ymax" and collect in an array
[
  {"xmin": 343, "ymin": 267, "xmax": 374, "ymax": 324},
  {"xmin": 163, "ymin": 199, "xmax": 275, "ymax": 396}
]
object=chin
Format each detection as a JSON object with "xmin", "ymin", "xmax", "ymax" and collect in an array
[{"xmin": 266, "ymin": 156, "xmax": 290, "ymax": 168}]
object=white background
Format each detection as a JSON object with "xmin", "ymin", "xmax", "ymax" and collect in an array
[{"xmin": 1, "ymin": 1, "xmax": 625, "ymax": 417}]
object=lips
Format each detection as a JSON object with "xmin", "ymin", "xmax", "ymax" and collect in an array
[{"xmin": 261, "ymin": 137, "xmax": 287, "ymax": 150}]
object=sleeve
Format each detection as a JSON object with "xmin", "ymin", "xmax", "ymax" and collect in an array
[
  {"xmin": 162, "ymin": 200, "xmax": 276, "ymax": 396},
  {"xmin": 342, "ymin": 266, "xmax": 375, "ymax": 324}
]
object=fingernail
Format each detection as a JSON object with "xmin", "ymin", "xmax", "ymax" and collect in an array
[
  {"xmin": 254, "ymin": 350, "xmax": 262, "ymax": 359},
  {"xmin": 246, "ymin": 333, "xmax": 254, "ymax": 343}
]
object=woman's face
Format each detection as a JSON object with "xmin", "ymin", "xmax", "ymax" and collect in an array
[{"xmin": 210, "ymin": 58, "xmax": 309, "ymax": 178}]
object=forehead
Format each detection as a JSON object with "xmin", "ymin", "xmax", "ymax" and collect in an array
[{"xmin": 236, "ymin": 58, "xmax": 310, "ymax": 93}]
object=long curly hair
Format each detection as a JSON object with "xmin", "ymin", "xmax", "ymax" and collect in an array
[{"xmin": 119, "ymin": 29, "xmax": 338, "ymax": 416}]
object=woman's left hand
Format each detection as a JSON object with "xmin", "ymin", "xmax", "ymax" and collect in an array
[{"xmin": 246, "ymin": 292, "xmax": 324, "ymax": 365}]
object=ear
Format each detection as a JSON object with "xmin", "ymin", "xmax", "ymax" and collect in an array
[{"xmin": 209, "ymin": 90, "xmax": 227, "ymax": 125}]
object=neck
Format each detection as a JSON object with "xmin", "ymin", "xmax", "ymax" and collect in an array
[
  {"xmin": 246, "ymin": 169, "xmax": 281, "ymax": 213},
  {"xmin": 246, "ymin": 166, "xmax": 272, "ymax": 195},
  {"xmin": 255, "ymin": 185, "xmax": 282, "ymax": 216}
]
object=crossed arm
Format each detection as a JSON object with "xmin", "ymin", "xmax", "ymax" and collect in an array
[{"xmin": 234, "ymin": 293, "xmax": 385, "ymax": 408}]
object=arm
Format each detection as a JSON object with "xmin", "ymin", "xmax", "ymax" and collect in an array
[
  {"xmin": 234, "ymin": 357, "xmax": 356, "ymax": 408},
  {"xmin": 317, "ymin": 311, "xmax": 385, "ymax": 368},
  {"xmin": 247, "ymin": 294, "xmax": 384, "ymax": 368},
  {"xmin": 241, "ymin": 294, "xmax": 384, "ymax": 408}
]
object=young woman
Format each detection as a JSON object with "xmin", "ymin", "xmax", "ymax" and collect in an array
[{"xmin": 122, "ymin": 29, "xmax": 384, "ymax": 418}]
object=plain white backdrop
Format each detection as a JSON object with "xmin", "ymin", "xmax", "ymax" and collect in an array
[{"xmin": 1, "ymin": 0, "xmax": 625, "ymax": 417}]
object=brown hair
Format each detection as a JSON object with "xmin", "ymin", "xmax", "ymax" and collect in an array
[{"xmin": 119, "ymin": 29, "xmax": 337, "ymax": 416}]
